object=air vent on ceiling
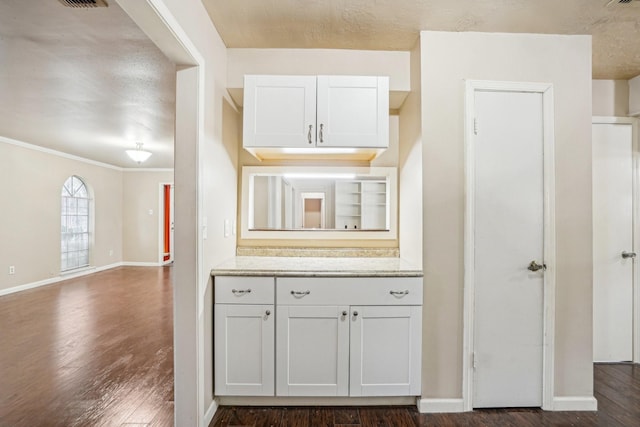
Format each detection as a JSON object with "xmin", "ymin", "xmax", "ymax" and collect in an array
[
  {"xmin": 618, "ymin": 0, "xmax": 633, "ymax": 3},
  {"xmin": 58, "ymin": 0, "xmax": 108, "ymax": 7}
]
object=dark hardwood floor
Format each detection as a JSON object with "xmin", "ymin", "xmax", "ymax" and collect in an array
[
  {"xmin": 0, "ymin": 266, "xmax": 174, "ymax": 427},
  {"xmin": 3, "ymin": 266, "xmax": 640, "ymax": 426},
  {"xmin": 210, "ymin": 366, "xmax": 640, "ymax": 427}
]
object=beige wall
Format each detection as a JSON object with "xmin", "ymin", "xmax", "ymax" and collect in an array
[
  {"xmin": 0, "ymin": 141, "xmax": 123, "ymax": 291},
  {"xmin": 398, "ymin": 42, "xmax": 423, "ymax": 268},
  {"xmin": 122, "ymin": 170, "xmax": 174, "ymax": 263},
  {"xmin": 592, "ymin": 79, "xmax": 629, "ymax": 117},
  {"xmin": 0, "ymin": 139, "xmax": 178, "ymax": 293},
  {"xmin": 420, "ymin": 31, "xmax": 593, "ymax": 399}
]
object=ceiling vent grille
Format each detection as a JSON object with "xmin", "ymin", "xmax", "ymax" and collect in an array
[{"xmin": 58, "ymin": 0, "xmax": 108, "ymax": 7}]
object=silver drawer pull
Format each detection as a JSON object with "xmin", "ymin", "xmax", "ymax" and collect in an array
[
  {"xmin": 291, "ymin": 290, "xmax": 311, "ymax": 297},
  {"xmin": 232, "ymin": 288, "xmax": 252, "ymax": 295},
  {"xmin": 389, "ymin": 290, "xmax": 409, "ymax": 296},
  {"xmin": 622, "ymin": 251, "xmax": 637, "ymax": 259}
]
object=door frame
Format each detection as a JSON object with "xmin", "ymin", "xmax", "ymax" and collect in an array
[
  {"xmin": 462, "ymin": 80, "xmax": 556, "ymax": 411},
  {"xmin": 301, "ymin": 192, "xmax": 326, "ymax": 229},
  {"xmin": 592, "ymin": 116, "xmax": 640, "ymax": 363},
  {"xmin": 158, "ymin": 182, "xmax": 174, "ymax": 265}
]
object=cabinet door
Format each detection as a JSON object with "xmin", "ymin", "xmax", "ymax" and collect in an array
[
  {"xmin": 316, "ymin": 76, "xmax": 389, "ymax": 148},
  {"xmin": 276, "ymin": 305, "xmax": 349, "ymax": 396},
  {"xmin": 350, "ymin": 305, "xmax": 422, "ymax": 396},
  {"xmin": 243, "ymin": 75, "xmax": 317, "ymax": 148},
  {"xmin": 214, "ymin": 304, "xmax": 274, "ymax": 396}
]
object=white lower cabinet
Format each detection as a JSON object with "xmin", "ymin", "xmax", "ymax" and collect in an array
[
  {"xmin": 214, "ymin": 275, "xmax": 423, "ymax": 398},
  {"xmin": 214, "ymin": 276, "xmax": 275, "ymax": 396},
  {"xmin": 276, "ymin": 305, "xmax": 350, "ymax": 396},
  {"xmin": 349, "ymin": 305, "xmax": 422, "ymax": 396}
]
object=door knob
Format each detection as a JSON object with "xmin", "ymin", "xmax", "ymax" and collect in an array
[
  {"xmin": 527, "ymin": 261, "xmax": 546, "ymax": 272},
  {"xmin": 622, "ymin": 251, "xmax": 637, "ymax": 259}
]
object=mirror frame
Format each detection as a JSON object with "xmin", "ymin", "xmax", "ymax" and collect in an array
[{"xmin": 240, "ymin": 166, "xmax": 398, "ymax": 240}]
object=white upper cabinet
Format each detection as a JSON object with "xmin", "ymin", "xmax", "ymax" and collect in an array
[
  {"xmin": 243, "ymin": 75, "xmax": 317, "ymax": 148},
  {"xmin": 243, "ymin": 75, "xmax": 389, "ymax": 160},
  {"xmin": 316, "ymin": 76, "xmax": 388, "ymax": 148}
]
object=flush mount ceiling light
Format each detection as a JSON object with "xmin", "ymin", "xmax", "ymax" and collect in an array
[{"xmin": 126, "ymin": 142, "xmax": 152, "ymax": 164}]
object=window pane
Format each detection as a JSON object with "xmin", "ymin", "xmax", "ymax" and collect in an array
[
  {"xmin": 61, "ymin": 176, "xmax": 91, "ymax": 272},
  {"xmin": 78, "ymin": 251, "xmax": 89, "ymax": 267},
  {"xmin": 68, "ymin": 198, "xmax": 77, "ymax": 215},
  {"xmin": 78, "ymin": 216, "xmax": 88, "ymax": 232},
  {"xmin": 77, "ymin": 199, "xmax": 88, "ymax": 215}
]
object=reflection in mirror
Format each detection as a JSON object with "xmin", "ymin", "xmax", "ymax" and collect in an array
[{"xmin": 249, "ymin": 170, "xmax": 391, "ymax": 231}]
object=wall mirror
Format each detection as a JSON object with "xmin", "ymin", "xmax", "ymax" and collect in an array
[{"xmin": 240, "ymin": 166, "xmax": 397, "ymax": 240}]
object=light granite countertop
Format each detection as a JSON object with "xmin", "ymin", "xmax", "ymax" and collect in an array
[{"xmin": 211, "ymin": 256, "xmax": 423, "ymax": 277}]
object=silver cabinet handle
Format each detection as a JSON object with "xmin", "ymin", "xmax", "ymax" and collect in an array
[
  {"xmin": 622, "ymin": 251, "xmax": 637, "ymax": 259},
  {"xmin": 307, "ymin": 124, "xmax": 313, "ymax": 144},
  {"xmin": 390, "ymin": 290, "xmax": 409, "ymax": 296},
  {"xmin": 319, "ymin": 123, "xmax": 324, "ymax": 143},
  {"xmin": 527, "ymin": 261, "xmax": 546, "ymax": 272},
  {"xmin": 353, "ymin": 311, "xmax": 359, "ymax": 317},
  {"xmin": 290, "ymin": 290, "xmax": 310, "ymax": 297},
  {"xmin": 342, "ymin": 310, "xmax": 348, "ymax": 316},
  {"xmin": 265, "ymin": 310, "xmax": 271, "ymax": 316},
  {"xmin": 232, "ymin": 289, "xmax": 251, "ymax": 295}
]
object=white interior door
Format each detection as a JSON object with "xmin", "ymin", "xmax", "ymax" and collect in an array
[
  {"xmin": 593, "ymin": 121, "xmax": 634, "ymax": 362},
  {"xmin": 473, "ymin": 89, "xmax": 545, "ymax": 408}
]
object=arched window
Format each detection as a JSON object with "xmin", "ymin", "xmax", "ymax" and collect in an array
[{"xmin": 61, "ymin": 176, "xmax": 90, "ymax": 271}]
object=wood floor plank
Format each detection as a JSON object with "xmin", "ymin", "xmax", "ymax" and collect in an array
[
  {"xmin": 333, "ymin": 407, "xmax": 361, "ymax": 425},
  {"xmin": 0, "ymin": 266, "xmax": 173, "ymax": 427}
]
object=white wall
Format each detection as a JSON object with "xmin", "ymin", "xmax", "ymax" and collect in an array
[
  {"xmin": 592, "ymin": 79, "xmax": 629, "ymax": 117},
  {"xmin": 122, "ymin": 170, "xmax": 174, "ymax": 264},
  {"xmin": 420, "ymin": 31, "xmax": 593, "ymax": 401}
]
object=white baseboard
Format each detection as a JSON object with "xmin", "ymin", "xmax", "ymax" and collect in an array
[
  {"xmin": 122, "ymin": 261, "xmax": 163, "ymax": 267},
  {"xmin": 203, "ymin": 399, "xmax": 219, "ymax": 426},
  {"xmin": 417, "ymin": 398, "xmax": 465, "ymax": 413},
  {"xmin": 0, "ymin": 262, "xmax": 163, "ymax": 296},
  {"xmin": 0, "ymin": 262, "xmax": 123, "ymax": 297},
  {"xmin": 552, "ymin": 396, "xmax": 598, "ymax": 411}
]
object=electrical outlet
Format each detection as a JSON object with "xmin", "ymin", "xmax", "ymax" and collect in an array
[
  {"xmin": 8, "ymin": 266, "xmax": 15, "ymax": 275},
  {"xmin": 109, "ymin": 249, "xmax": 114, "ymax": 257}
]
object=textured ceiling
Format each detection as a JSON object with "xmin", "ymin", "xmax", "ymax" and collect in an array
[
  {"xmin": 0, "ymin": 0, "xmax": 175, "ymax": 168},
  {"xmin": 2, "ymin": 1, "xmax": 639, "ymax": 169},
  {"xmin": 203, "ymin": 0, "xmax": 640, "ymax": 80}
]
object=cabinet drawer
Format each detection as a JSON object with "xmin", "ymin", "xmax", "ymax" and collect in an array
[
  {"xmin": 276, "ymin": 277, "xmax": 422, "ymax": 306},
  {"xmin": 215, "ymin": 276, "xmax": 275, "ymax": 304}
]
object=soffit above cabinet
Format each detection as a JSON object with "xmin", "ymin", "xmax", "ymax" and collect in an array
[{"xmin": 227, "ymin": 48, "xmax": 410, "ymax": 110}]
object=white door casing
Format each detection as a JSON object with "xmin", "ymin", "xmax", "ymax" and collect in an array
[
  {"xmin": 463, "ymin": 80, "xmax": 556, "ymax": 411},
  {"xmin": 592, "ymin": 117, "xmax": 639, "ymax": 363}
]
